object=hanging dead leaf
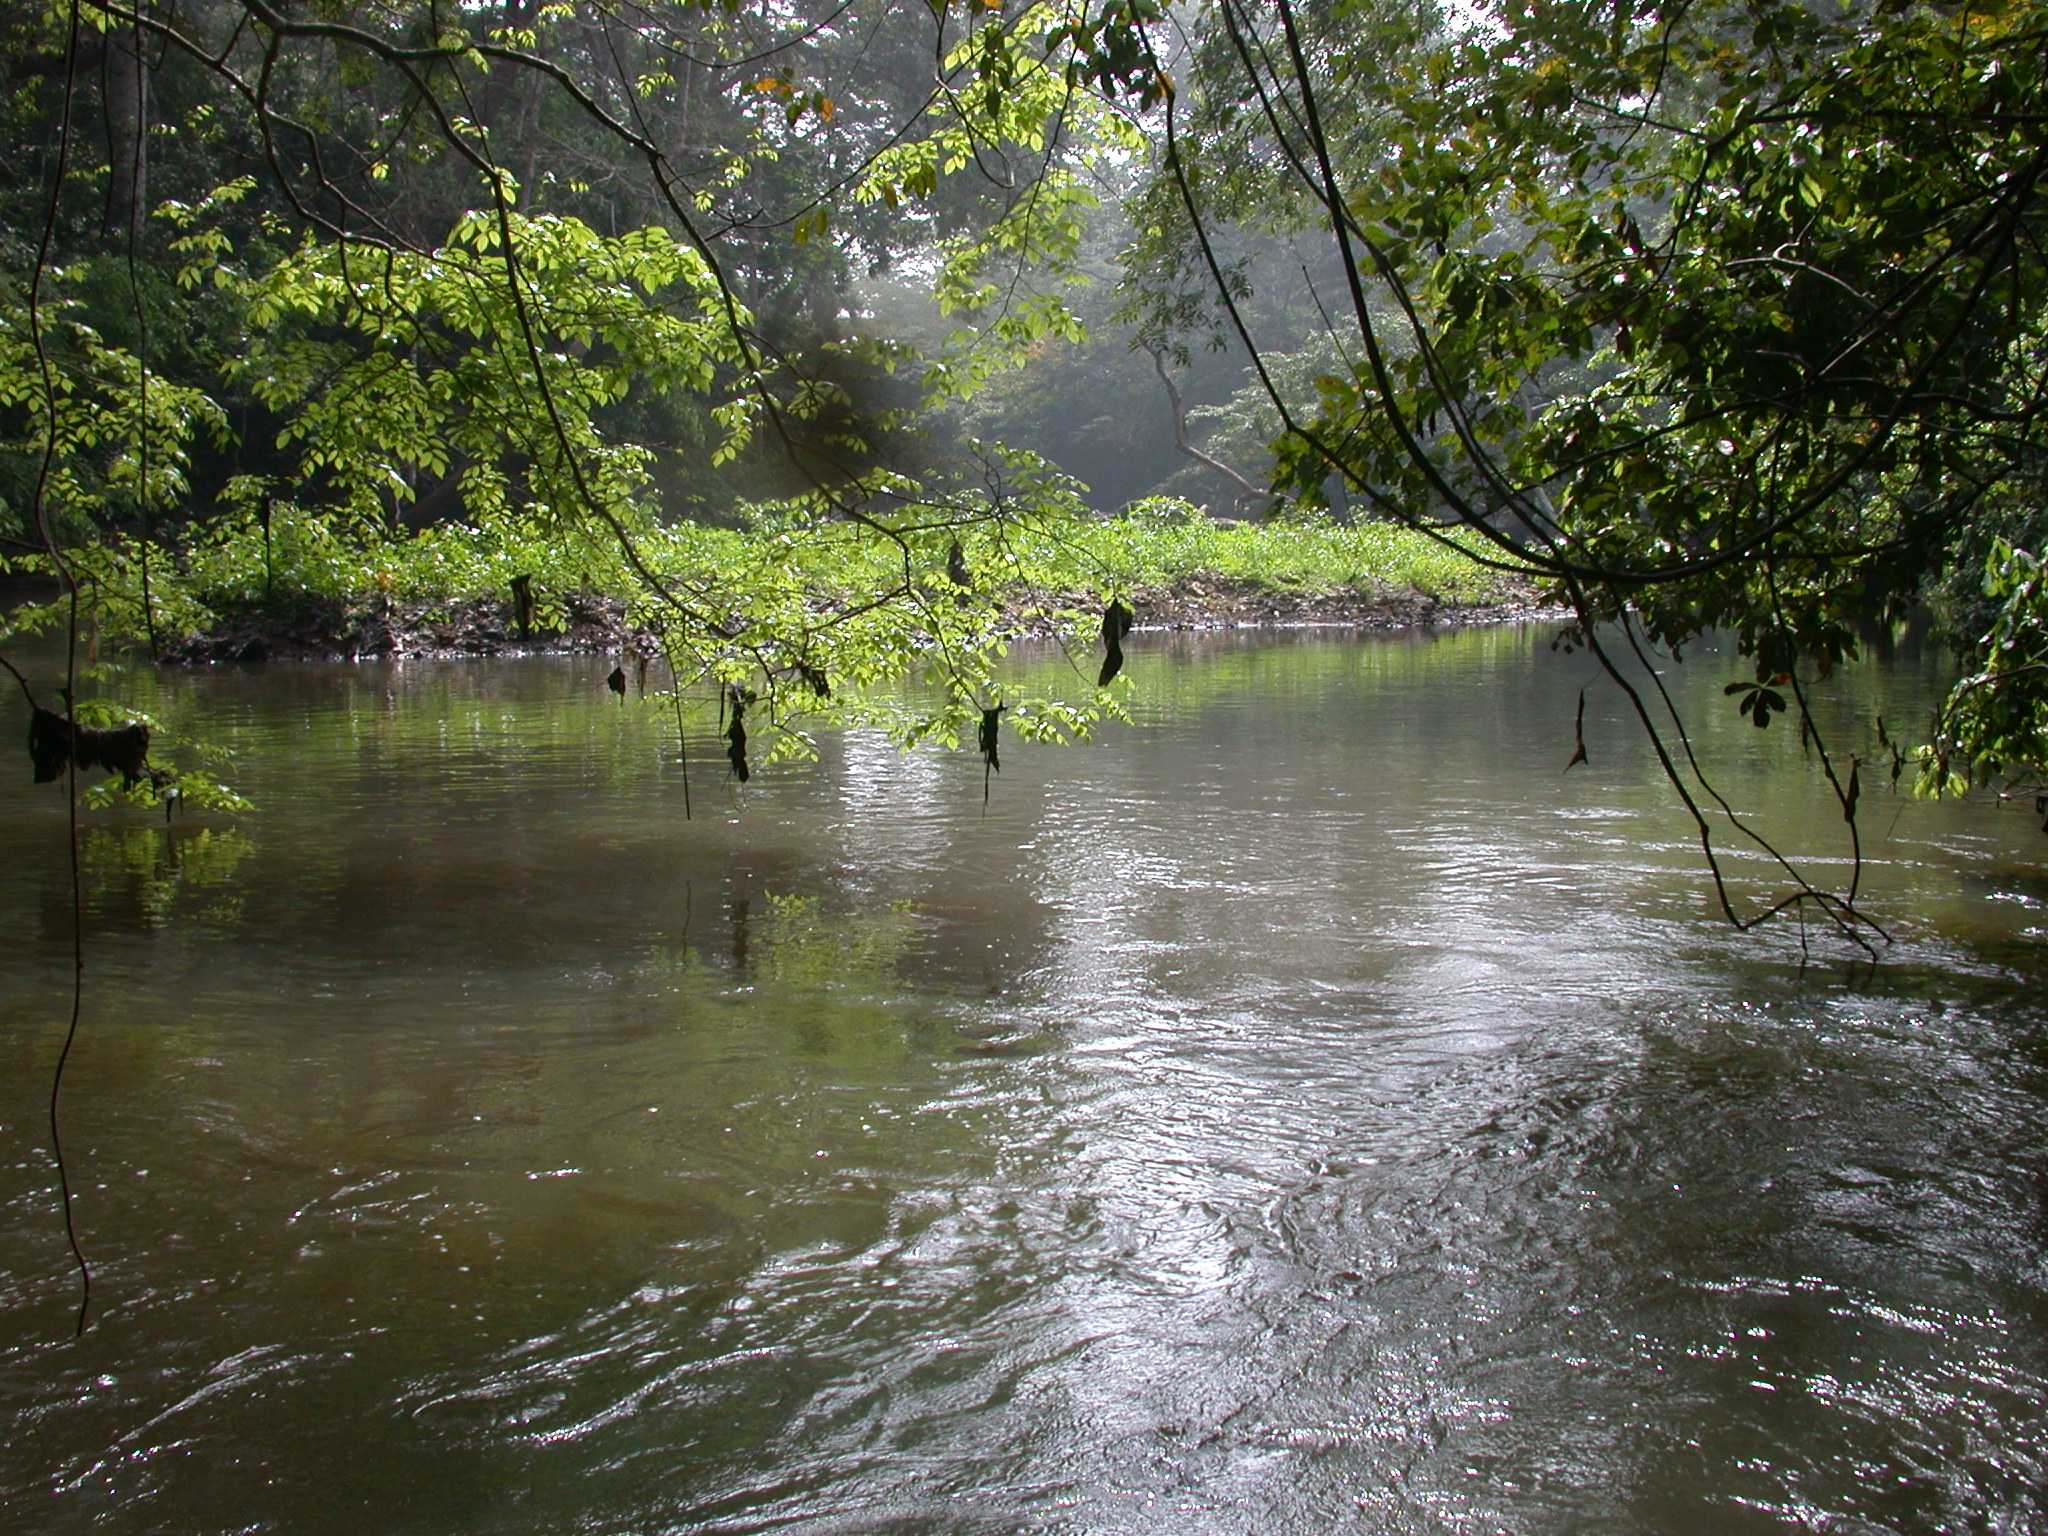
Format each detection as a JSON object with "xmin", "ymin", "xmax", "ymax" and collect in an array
[
  {"xmin": 725, "ymin": 687, "xmax": 751, "ymax": 783},
  {"xmin": 1565, "ymin": 688, "xmax": 1588, "ymax": 772},
  {"xmin": 1098, "ymin": 599, "xmax": 1134, "ymax": 686},
  {"xmin": 979, "ymin": 704, "xmax": 1004, "ymax": 807}
]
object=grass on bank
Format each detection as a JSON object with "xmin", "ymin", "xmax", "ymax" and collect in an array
[
  {"xmin": 4, "ymin": 496, "xmax": 1520, "ymax": 652},
  {"xmin": 1052, "ymin": 499, "xmax": 1512, "ymax": 602}
]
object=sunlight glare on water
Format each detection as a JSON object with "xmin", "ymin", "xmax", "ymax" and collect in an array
[{"xmin": 1, "ymin": 625, "xmax": 2044, "ymax": 1533}]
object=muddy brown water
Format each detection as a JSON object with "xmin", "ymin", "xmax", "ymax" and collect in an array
[{"xmin": 2, "ymin": 625, "xmax": 2043, "ymax": 1533}]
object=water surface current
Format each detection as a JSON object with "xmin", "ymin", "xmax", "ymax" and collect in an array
[{"xmin": 2, "ymin": 625, "xmax": 2044, "ymax": 1532}]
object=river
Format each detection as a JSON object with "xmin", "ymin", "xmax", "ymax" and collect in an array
[{"xmin": 1, "ymin": 624, "xmax": 2043, "ymax": 1533}]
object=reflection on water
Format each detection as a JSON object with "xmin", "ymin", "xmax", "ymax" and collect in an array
[{"xmin": 1, "ymin": 626, "xmax": 2043, "ymax": 1533}]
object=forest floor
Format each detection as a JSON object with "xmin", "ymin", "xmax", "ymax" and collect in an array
[{"xmin": 160, "ymin": 577, "xmax": 1559, "ymax": 664}]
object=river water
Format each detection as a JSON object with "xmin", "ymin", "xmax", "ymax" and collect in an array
[{"xmin": 1, "ymin": 625, "xmax": 2043, "ymax": 1533}]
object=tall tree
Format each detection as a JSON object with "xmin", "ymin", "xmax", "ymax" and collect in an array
[{"xmin": 99, "ymin": 7, "xmax": 147, "ymax": 244}]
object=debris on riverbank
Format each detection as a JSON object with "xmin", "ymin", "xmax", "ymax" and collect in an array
[
  {"xmin": 158, "ymin": 578, "xmax": 1556, "ymax": 665},
  {"xmin": 158, "ymin": 591, "xmax": 641, "ymax": 665},
  {"xmin": 1049, "ymin": 577, "xmax": 1557, "ymax": 634}
]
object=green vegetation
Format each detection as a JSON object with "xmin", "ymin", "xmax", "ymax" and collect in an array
[
  {"xmin": 26, "ymin": 488, "xmax": 1508, "ymax": 790},
  {"xmin": 10, "ymin": 494, "xmax": 1501, "ymax": 631},
  {"xmin": 1104, "ymin": 0, "xmax": 2048, "ymax": 939},
  {"xmin": 0, "ymin": 0, "xmax": 2042, "ymax": 936},
  {"xmin": 1060, "ymin": 499, "xmax": 1505, "ymax": 601}
]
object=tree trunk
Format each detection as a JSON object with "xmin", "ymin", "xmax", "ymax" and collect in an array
[
  {"xmin": 1146, "ymin": 346, "xmax": 1272, "ymax": 516},
  {"xmin": 102, "ymin": 14, "xmax": 149, "ymax": 246}
]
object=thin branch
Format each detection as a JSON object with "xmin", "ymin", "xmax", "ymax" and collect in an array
[{"xmin": 27, "ymin": 0, "xmax": 93, "ymax": 1337}]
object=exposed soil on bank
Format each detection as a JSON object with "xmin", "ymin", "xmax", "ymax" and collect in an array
[
  {"xmin": 1057, "ymin": 578, "xmax": 1558, "ymax": 633},
  {"xmin": 158, "ymin": 591, "xmax": 639, "ymax": 665},
  {"xmin": 158, "ymin": 579, "xmax": 1559, "ymax": 665}
]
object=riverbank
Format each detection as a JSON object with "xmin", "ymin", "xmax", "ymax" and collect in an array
[
  {"xmin": 7, "ymin": 507, "xmax": 1547, "ymax": 665},
  {"xmin": 156, "ymin": 577, "xmax": 1556, "ymax": 664}
]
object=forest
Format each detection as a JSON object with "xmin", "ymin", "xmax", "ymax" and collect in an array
[{"xmin": 2, "ymin": 3, "xmax": 2047, "ymax": 1529}]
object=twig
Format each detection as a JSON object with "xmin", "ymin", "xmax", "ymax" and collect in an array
[{"xmin": 30, "ymin": 0, "xmax": 93, "ymax": 1339}]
